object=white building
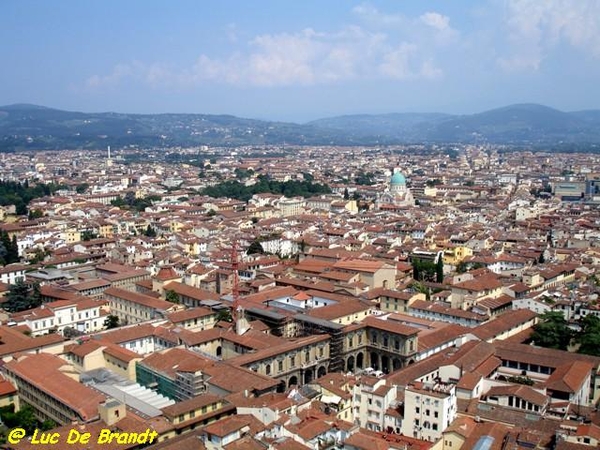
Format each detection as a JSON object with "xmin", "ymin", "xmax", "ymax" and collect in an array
[
  {"xmin": 400, "ymin": 381, "xmax": 457, "ymax": 443},
  {"xmin": 10, "ymin": 298, "xmax": 109, "ymax": 336},
  {"xmin": 353, "ymin": 375, "xmax": 398, "ymax": 432}
]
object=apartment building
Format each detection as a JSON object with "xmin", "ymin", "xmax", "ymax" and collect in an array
[
  {"xmin": 2, "ymin": 353, "xmax": 106, "ymax": 425},
  {"xmin": 105, "ymin": 287, "xmax": 183, "ymax": 325},
  {"xmin": 401, "ymin": 381, "xmax": 457, "ymax": 442},
  {"xmin": 10, "ymin": 298, "xmax": 108, "ymax": 336}
]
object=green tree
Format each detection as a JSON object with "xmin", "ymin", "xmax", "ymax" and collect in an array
[
  {"xmin": 3, "ymin": 279, "xmax": 42, "ymax": 313},
  {"xmin": 247, "ymin": 240, "xmax": 264, "ymax": 255},
  {"xmin": 41, "ymin": 419, "xmax": 57, "ymax": 431},
  {"xmin": 436, "ymin": 256, "xmax": 444, "ymax": 283},
  {"xmin": 530, "ymin": 311, "xmax": 573, "ymax": 350},
  {"xmin": 216, "ymin": 308, "xmax": 232, "ymax": 323},
  {"xmin": 75, "ymin": 183, "xmax": 89, "ymax": 194},
  {"xmin": 144, "ymin": 225, "xmax": 157, "ymax": 237},
  {"xmin": 103, "ymin": 315, "xmax": 120, "ymax": 329},
  {"xmin": 1, "ymin": 405, "xmax": 38, "ymax": 434},
  {"xmin": 28, "ymin": 208, "xmax": 44, "ymax": 220},
  {"xmin": 0, "ymin": 230, "xmax": 19, "ymax": 265},
  {"xmin": 576, "ymin": 314, "xmax": 600, "ymax": 356},
  {"xmin": 165, "ymin": 289, "xmax": 180, "ymax": 304},
  {"xmin": 411, "ymin": 258, "xmax": 437, "ymax": 282},
  {"xmin": 343, "ymin": 188, "xmax": 349, "ymax": 200},
  {"xmin": 81, "ymin": 230, "xmax": 98, "ymax": 241}
]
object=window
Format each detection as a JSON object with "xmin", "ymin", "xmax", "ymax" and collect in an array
[
  {"xmin": 278, "ymin": 360, "xmax": 284, "ymax": 372},
  {"xmin": 265, "ymin": 364, "xmax": 271, "ymax": 375},
  {"xmin": 371, "ymin": 331, "xmax": 378, "ymax": 344}
]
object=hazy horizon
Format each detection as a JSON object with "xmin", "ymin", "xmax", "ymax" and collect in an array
[{"xmin": 2, "ymin": 1, "xmax": 600, "ymax": 122}]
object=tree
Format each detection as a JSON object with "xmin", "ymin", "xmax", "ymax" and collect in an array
[
  {"xmin": 0, "ymin": 230, "xmax": 19, "ymax": 265},
  {"xmin": 75, "ymin": 183, "xmax": 89, "ymax": 194},
  {"xmin": 216, "ymin": 308, "xmax": 232, "ymax": 323},
  {"xmin": 81, "ymin": 230, "xmax": 98, "ymax": 241},
  {"xmin": 343, "ymin": 188, "xmax": 349, "ymax": 200},
  {"xmin": 247, "ymin": 240, "xmax": 264, "ymax": 255},
  {"xmin": 103, "ymin": 315, "xmax": 120, "ymax": 329},
  {"xmin": 576, "ymin": 314, "xmax": 600, "ymax": 356},
  {"xmin": 28, "ymin": 208, "xmax": 43, "ymax": 220},
  {"xmin": 165, "ymin": 289, "xmax": 180, "ymax": 304},
  {"xmin": 530, "ymin": 311, "xmax": 573, "ymax": 350},
  {"xmin": 436, "ymin": 256, "xmax": 444, "ymax": 283},
  {"xmin": 411, "ymin": 258, "xmax": 437, "ymax": 282},
  {"xmin": 144, "ymin": 225, "xmax": 157, "ymax": 238},
  {"xmin": 3, "ymin": 279, "xmax": 42, "ymax": 313},
  {"xmin": 0, "ymin": 404, "xmax": 38, "ymax": 434}
]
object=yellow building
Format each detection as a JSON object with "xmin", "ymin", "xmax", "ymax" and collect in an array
[{"xmin": 443, "ymin": 245, "xmax": 473, "ymax": 265}]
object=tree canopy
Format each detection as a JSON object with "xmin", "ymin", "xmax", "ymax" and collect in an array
[
  {"xmin": 530, "ymin": 311, "xmax": 573, "ymax": 351},
  {"xmin": 576, "ymin": 314, "xmax": 600, "ymax": 356},
  {"xmin": 0, "ymin": 229, "xmax": 19, "ymax": 265},
  {"xmin": 0, "ymin": 180, "xmax": 66, "ymax": 215},
  {"xmin": 247, "ymin": 240, "xmax": 265, "ymax": 255},
  {"xmin": 2, "ymin": 279, "xmax": 42, "ymax": 313},
  {"xmin": 103, "ymin": 315, "xmax": 120, "ymax": 329},
  {"xmin": 202, "ymin": 176, "xmax": 331, "ymax": 202}
]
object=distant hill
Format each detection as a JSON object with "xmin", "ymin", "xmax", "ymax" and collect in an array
[
  {"xmin": 309, "ymin": 104, "xmax": 600, "ymax": 145},
  {"xmin": 0, "ymin": 105, "xmax": 369, "ymax": 151},
  {"xmin": 1, "ymin": 103, "xmax": 600, "ymax": 151}
]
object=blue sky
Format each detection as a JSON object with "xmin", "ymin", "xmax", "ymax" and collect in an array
[{"xmin": 1, "ymin": 0, "xmax": 599, "ymax": 121}]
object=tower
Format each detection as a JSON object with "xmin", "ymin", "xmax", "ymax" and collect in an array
[
  {"xmin": 231, "ymin": 241, "xmax": 250, "ymax": 335},
  {"xmin": 106, "ymin": 145, "xmax": 113, "ymax": 167}
]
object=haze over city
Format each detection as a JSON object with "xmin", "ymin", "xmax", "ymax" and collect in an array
[{"xmin": 2, "ymin": 0, "xmax": 600, "ymax": 121}]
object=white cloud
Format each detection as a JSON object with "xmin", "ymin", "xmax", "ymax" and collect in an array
[
  {"xmin": 420, "ymin": 12, "xmax": 450, "ymax": 32},
  {"xmin": 86, "ymin": 64, "xmax": 132, "ymax": 88},
  {"xmin": 86, "ymin": 5, "xmax": 457, "ymax": 89},
  {"xmin": 352, "ymin": 3, "xmax": 405, "ymax": 26},
  {"xmin": 498, "ymin": 0, "xmax": 600, "ymax": 71}
]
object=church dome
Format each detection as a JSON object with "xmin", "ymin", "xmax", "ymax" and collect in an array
[{"xmin": 390, "ymin": 172, "xmax": 406, "ymax": 185}]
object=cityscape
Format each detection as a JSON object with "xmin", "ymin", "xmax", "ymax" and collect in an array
[{"xmin": 2, "ymin": 1, "xmax": 600, "ymax": 449}]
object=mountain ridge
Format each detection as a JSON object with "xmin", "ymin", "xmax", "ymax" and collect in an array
[{"xmin": 1, "ymin": 103, "xmax": 600, "ymax": 151}]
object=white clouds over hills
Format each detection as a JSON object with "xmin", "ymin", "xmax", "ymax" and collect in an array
[{"xmin": 85, "ymin": 1, "xmax": 600, "ymax": 90}]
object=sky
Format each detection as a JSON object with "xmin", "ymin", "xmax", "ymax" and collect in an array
[{"xmin": 1, "ymin": 0, "xmax": 600, "ymax": 122}]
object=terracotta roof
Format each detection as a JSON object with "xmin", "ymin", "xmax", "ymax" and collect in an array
[
  {"xmin": 105, "ymin": 287, "xmax": 176, "ymax": 311},
  {"xmin": 471, "ymin": 309, "xmax": 537, "ymax": 341},
  {"xmin": 363, "ymin": 316, "xmax": 420, "ymax": 337},
  {"xmin": 161, "ymin": 393, "xmax": 224, "ymax": 418},
  {"xmin": 167, "ymin": 306, "xmax": 216, "ymax": 323},
  {"xmin": 307, "ymin": 299, "xmax": 371, "ymax": 321},
  {"xmin": 3, "ymin": 353, "xmax": 105, "ymax": 422},
  {"xmin": 141, "ymin": 347, "xmax": 214, "ymax": 377},
  {"xmin": 546, "ymin": 360, "xmax": 595, "ymax": 394},
  {"xmin": 485, "ymin": 384, "xmax": 549, "ymax": 407}
]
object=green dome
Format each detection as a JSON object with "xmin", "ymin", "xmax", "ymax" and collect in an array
[{"xmin": 390, "ymin": 172, "xmax": 406, "ymax": 185}]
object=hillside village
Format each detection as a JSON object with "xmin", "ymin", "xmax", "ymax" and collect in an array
[{"xmin": 0, "ymin": 145, "xmax": 600, "ymax": 449}]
